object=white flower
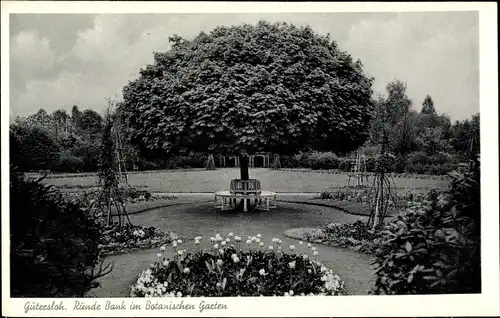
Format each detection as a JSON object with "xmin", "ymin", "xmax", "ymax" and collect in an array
[
  {"xmin": 183, "ymin": 268, "xmax": 190, "ymax": 274},
  {"xmin": 213, "ymin": 244, "xmax": 219, "ymax": 249},
  {"xmin": 177, "ymin": 250, "xmax": 184, "ymax": 256},
  {"xmin": 163, "ymin": 281, "xmax": 168, "ymax": 287},
  {"xmin": 289, "ymin": 290, "xmax": 294, "ymax": 296},
  {"xmin": 157, "ymin": 253, "xmax": 162, "ymax": 258},
  {"xmin": 234, "ymin": 236, "xmax": 241, "ymax": 242},
  {"xmin": 246, "ymin": 240, "xmax": 252, "ymax": 245},
  {"xmin": 259, "ymin": 269, "xmax": 266, "ymax": 276},
  {"xmin": 221, "ymin": 241, "xmax": 226, "ymax": 246},
  {"xmin": 259, "ymin": 242, "xmax": 265, "ymax": 247},
  {"xmin": 255, "ymin": 238, "xmax": 261, "ymax": 243},
  {"xmin": 277, "ymin": 239, "xmax": 282, "ymax": 245},
  {"xmin": 288, "ymin": 261, "xmax": 296, "ymax": 269},
  {"xmin": 195, "ymin": 236, "xmax": 202, "ymax": 241},
  {"xmin": 278, "ymin": 246, "xmax": 282, "ymax": 251},
  {"xmin": 228, "ymin": 232, "xmax": 234, "ymax": 237},
  {"xmin": 176, "ymin": 291, "xmax": 182, "ymax": 297},
  {"xmin": 321, "ymin": 275, "xmax": 327, "ymax": 281},
  {"xmin": 256, "ymin": 234, "xmax": 262, "ymax": 238},
  {"xmin": 160, "ymin": 245, "xmax": 166, "ymax": 251},
  {"xmin": 233, "ymin": 256, "xmax": 240, "ymax": 263},
  {"xmin": 226, "ymin": 237, "xmax": 231, "ymax": 242},
  {"xmin": 299, "ymin": 241, "xmax": 303, "ymax": 245},
  {"xmin": 289, "ymin": 245, "xmax": 296, "ymax": 251},
  {"xmin": 268, "ymin": 245, "xmax": 274, "ymax": 250},
  {"xmin": 216, "ymin": 259, "xmax": 223, "ymax": 267},
  {"xmin": 177, "ymin": 239, "xmax": 183, "ymax": 244},
  {"xmin": 284, "ymin": 292, "xmax": 290, "ymax": 296},
  {"xmin": 248, "ymin": 236, "xmax": 252, "ymax": 240},
  {"xmin": 251, "ymin": 236, "xmax": 257, "ymax": 242},
  {"xmin": 216, "ymin": 282, "xmax": 221, "ymax": 288},
  {"xmin": 195, "ymin": 239, "xmax": 200, "ymax": 245},
  {"xmin": 172, "ymin": 242, "xmax": 178, "ymax": 248},
  {"xmin": 219, "ymin": 249, "xmax": 224, "ymax": 255},
  {"xmin": 302, "ymin": 254, "xmax": 308, "ymax": 260},
  {"xmin": 313, "ymin": 250, "xmax": 319, "ymax": 256},
  {"xmin": 308, "ymin": 269, "xmax": 312, "ymax": 274},
  {"xmin": 231, "ymin": 253, "xmax": 237, "ymax": 259},
  {"xmin": 216, "ymin": 233, "xmax": 221, "ymax": 238},
  {"xmin": 307, "ymin": 243, "xmax": 312, "ymax": 248},
  {"xmin": 210, "ymin": 237, "xmax": 216, "ymax": 242},
  {"xmin": 311, "ymin": 246, "xmax": 316, "ymax": 251},
  {"xmin": 163, "ymin": 260, "xmax": 169, "ymax": 266}
]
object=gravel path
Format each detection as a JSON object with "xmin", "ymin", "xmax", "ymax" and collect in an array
[{"xmin": 86, "ymin": 200, "xmax": 375, "ymax": 297}]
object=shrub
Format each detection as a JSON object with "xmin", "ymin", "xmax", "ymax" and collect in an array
[
  {"xmin": 131, "ymin": 234, "xmax": 345, "ymax": 297},
  {"xmin": 309, "ymin": 152, "xmax": 340, "ymax": 170},
  {"xmin": 54, "ymin": 150, "xmax": 85, "ymax": 173},
  {"xmin": 371, "ymin": 157, "xmax": 480, "ymax": 294},
  {"xmin": 402, "ymin": 151, "xmax": 458, "ymax": 175},
  {"xmin": 10, "ymin": 124, "xmax": 60, "ymax": 172},
  {"xmin": 293, "ymin": 152, "xmax": 312, "ymax": 168},
  {"xmin": 119, "ymin": 185, "xmax": 152, "ymax": 201},
  {"xmin": 10, "ymin": 168, "xmax": 109, "ymax": 297}
]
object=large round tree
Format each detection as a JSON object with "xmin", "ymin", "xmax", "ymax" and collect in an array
[{"xmin": 120, "ymin": 21, "xmax": 374, "ymax": 179}]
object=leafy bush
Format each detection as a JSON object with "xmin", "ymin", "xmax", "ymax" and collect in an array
[
  {"xmin": 10, "ymin": 168, "xmax": 109, "ymax": 297},
  {"xmin": 131, "ymin": 234, "xmax": 344, "ymax": 297},
  {"xmin": 119, "ymin": 185, "xmax": 152, "ymax": 201},
  {"xmin": 309, "ymin": 152, "xmax": 340, "ymax": 170},
  {"xmin": 10, "ymin": 124, "xmax": 60, "ymax": 172},
  {"xmin": 54, "ymin": 150, "xmax": 85, "ymax": 173},
  {"xmin": 371, "ymin": 157, "xmax": 480, "ymax": 294},
  {"xmin": 401, "ymin": 151, "xmax": 458, "ymax": 175}
]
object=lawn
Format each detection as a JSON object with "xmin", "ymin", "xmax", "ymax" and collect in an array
[{"xmin": 43, "ymin": 168, "xmax": 448, "ymax": 193}]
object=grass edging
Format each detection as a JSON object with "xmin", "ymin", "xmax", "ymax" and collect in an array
[
  {"xmin": 110, "ymin": 199, "xmax": 214, "ymax": 217},
  {"xmin": 277, "ymin": 198, "xmax": 370, "ymax": 217}
]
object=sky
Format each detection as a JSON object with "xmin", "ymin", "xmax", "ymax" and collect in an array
[{"xmin": 9, "ymin": 12, "xmax": 479, "ymax": 121}]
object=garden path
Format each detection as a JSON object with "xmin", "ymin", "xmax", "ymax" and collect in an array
[{"xmin": 86, "ymin": 200, "xmax": 375, "ymax": 297}]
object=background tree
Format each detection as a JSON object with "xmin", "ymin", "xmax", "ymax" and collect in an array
[
  {"xmin": 51, "ymin": 109, "xmax": 70, "ymax": 140},
  {"xmin": 120, "ymin": 21, "xmax": 374, "ymax": 180},
  {"xmin": 421, "ymin": 94, "xmax": 436, "ymax": 115},
  {"xmin": 10, "ymin": 123, "xmax": 59, "ymax": 172},
  {"xmin": 71, "ymin": 105, "xmax": 83, "ymax": 132}
]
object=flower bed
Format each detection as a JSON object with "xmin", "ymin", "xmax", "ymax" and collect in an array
[
  {"xmin": 302, "ymin": 221, "xmax": 381, "ymax": 254},
  {"xmin": 99, "ymin": 224, "xmax": 180, "ymax": 257},
  {"xmin": 131, "ymin": 234, "xmax": 344, "ymax": 297},
  {"xmin": 314, "ymin": 188, "xmax": 427, "ymax": 207}
]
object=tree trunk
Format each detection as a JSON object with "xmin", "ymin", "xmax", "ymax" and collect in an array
[{"xmin": 239, "ymin": 155, "xmax": 249, "ymax": 180}]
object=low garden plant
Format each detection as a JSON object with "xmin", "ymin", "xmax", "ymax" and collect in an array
[
  {"xmin": 131, "ymin": 234, "xmax": 345, "ymax": 297},
  {"xmin": 99, "ymin": 223, "xmax": 179, "ymax": 257},
  {"xmin": 315, "ymin": 187, "xmax": 427, "ymax": 207},
  {"xmin": 62, "ymin": 187, "xmax": 178, "ymax": 256},
  {"xmin": 303, "ymin": 221, "xmax": 381, "ymax": 254}
]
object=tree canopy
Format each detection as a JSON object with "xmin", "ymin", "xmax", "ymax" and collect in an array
[{"xmin": 120, "ymin": 21, "xmax": 374, "ymax": 158}]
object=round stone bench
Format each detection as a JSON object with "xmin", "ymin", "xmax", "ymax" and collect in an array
[{"xmin": 214, "ymin": 190, "xmax": 277, "ymax": 212}]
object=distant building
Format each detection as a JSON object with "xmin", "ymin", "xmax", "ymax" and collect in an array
[{"xmin": 215, "ymin": 153, "xmax": 271, "ymax": 168}]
